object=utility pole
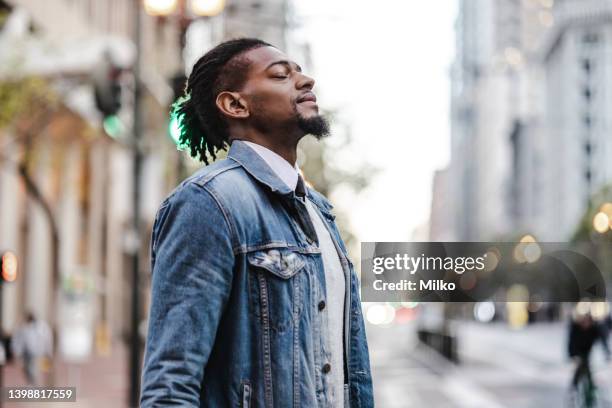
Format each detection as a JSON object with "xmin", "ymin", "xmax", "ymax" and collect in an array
[{"xmin": 129, "ymin": 0, "xmax": 143, "ymax": 406}]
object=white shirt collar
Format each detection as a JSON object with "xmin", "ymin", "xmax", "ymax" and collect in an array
[{"xmin": 241, "ymin": 140, "xmax": 300, "ymax": 190}]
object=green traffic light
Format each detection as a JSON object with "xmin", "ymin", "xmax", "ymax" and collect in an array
[{"xmin": 103, "ymin": 115, "xmax": 124, "ymax": 138}]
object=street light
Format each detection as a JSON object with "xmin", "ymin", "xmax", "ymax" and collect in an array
[
  {"xmin": 144, "ymin": 0, "xmax": 225, "ymax": 174},
  {"xmin": 127, "ymin": 2, "xmax": 226, "ymax": 405},
  {"xmin": 189, "ymin": 0, "xmax": 225, "ymax": 16},
  {"xmin": 143, "ymin": 0, "xmax": 178, "ymax": 16},
  {"xmin": 144, "ymin": 0, "xmax": 225, "ymax": 17}
]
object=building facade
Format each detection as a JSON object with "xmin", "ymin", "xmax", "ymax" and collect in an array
[
  {"xmin": 443, "ymin": 0, "xmax": 564, "ymax": 241},
  {"xmin": 0, "ymin": 0, "xmax": 297, "ymax": 360}
]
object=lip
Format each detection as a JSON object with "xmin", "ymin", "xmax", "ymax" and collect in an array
[{"xmin": 297, "ymin": 92, "xmax": 317, "ymax": 104}]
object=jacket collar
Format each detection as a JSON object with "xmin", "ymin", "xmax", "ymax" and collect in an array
[
  {"xmin": 227, "ymin": 140, "xmax": 335, "ymax": 214},
  {"xmin": 228, "ymin": 140, "xmax": 294, "ymax": 196}
]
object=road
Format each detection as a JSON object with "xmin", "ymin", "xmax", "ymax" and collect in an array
[{"xmin": 368, "ymin": 320, "xmax": 612, "ymax": 407}]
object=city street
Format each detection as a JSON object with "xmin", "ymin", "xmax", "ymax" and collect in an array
[
  {"xmin": 2, "ymin": 0, "xmax": 612, "ymax": 407},
  {"xmin": 370, "ymin": 319, "xmax": 612, "ymax": 407}
]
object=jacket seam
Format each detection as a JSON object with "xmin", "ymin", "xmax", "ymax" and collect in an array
[
  {"xmin": 197, "ymin": 184, "xmax": 241, "ymax": 253},
  {"xmin": 293, "ymin": 276, "xmax": 301, "ymax": 408},
  {"xmin": 235, "ymin": 242, "xmax": 322, "ymax": 255},
  {"xmin": 257, "ymin": 271, "xmax": 274, "ymax": 407},
  {"xmin": 193, "ymin": 161, "xmax": 242, "ymax": 187},
  {"xmin": 306, "ymin": 189, "xmax": 334, "ymax": 212}
]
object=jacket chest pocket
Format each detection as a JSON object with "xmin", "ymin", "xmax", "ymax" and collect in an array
[{"xmin": 247, "ymin": 247, "xmax": 310, "ymax": 334}]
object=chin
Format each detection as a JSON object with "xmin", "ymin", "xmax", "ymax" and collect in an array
[
  {"xmin": 297, "ymin": 113, "xmax": 330, "ymax": 139},
  {"xmin": 296, "ymin": 102, "xmax": 319, "ymax": 114},
  {"xmin": 300, "ymin": 109, "xmax": 320, "ymax": 119}
]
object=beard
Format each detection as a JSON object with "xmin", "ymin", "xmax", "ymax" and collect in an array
[
  {"xmin": 296, "ymin": 112, "xmax": 330, "ymax": 140},
  {"xmin": 249, "ymin": 96, "xmax": 331, "ymax": 139}
]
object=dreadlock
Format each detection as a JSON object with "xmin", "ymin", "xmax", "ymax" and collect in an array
[{"xmin": 173, "ymin": 38, "xmax": 272, "ymax": 164}]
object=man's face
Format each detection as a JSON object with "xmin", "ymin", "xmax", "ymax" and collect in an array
[{"xmin": 238, "ymin": 46, "xmax": 329, "ymax": 139}]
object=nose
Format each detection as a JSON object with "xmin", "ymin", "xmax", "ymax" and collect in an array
[{"xmin": 296, "ymin": 72, "xmax": 315, "ymax": 90}]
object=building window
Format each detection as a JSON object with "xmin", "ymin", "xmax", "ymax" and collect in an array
[
  {"xmin": 581, "ymin": 58, "xmax": 592, "ymax": 73},
  {"xmin": 582, "ymin": 32, "xmax": 599, "ymax": 45}
]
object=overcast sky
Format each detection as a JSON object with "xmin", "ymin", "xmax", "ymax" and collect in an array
[{"xmin": 293, "ymin": 1, "xmax": 458, "ymax": 242}]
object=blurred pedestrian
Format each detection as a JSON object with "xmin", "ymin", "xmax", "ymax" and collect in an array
[
  {"xmin": 12, "ymin": 312, "xmax": 53, "ymax": 385},
  {"xmin": 568, "ymin": 311, "xmax": 610, "ymax": 389}
]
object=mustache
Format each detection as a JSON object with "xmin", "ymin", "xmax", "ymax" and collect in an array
[{"xmin": 296, "ymin": 92, "xmax": 317, "ymax": 104}]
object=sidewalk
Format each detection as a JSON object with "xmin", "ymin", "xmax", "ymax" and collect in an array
[{"xmin": 3, "ymin": 342, "xmax": 130, "ymax": 408}]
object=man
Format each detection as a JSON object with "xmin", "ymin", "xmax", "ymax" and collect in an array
[
  {"xmin": 12, "ymin": 312, "xmax": 53, "ymax": 385},
  {"xmin": 568, "ymin": 311, "xmax": 610, "ymax": 390},
  {"xmin": 140, "ymin": 38, "xmax": 374, "ymax": 407}
]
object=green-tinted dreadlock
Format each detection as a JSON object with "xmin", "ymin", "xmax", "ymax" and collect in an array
[{"xmin": 172, "ymin": 38, "xmax": 272, "ymax": 165}]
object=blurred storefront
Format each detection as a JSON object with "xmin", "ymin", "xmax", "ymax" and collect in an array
[{"xmin": 0, "ymin": 0, "xmax": 308, "ymax": 366}]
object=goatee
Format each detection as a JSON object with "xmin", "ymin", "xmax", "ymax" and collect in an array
[{"xmin": 297, "ymin": 114, "xmax": 330, "ymax": 139}]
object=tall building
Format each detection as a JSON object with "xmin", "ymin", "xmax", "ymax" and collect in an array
[
  {"xmin": 536, "ymin": 0, "xmax": 612, "ymax": 240},
  {"xmin": 444, "ymin": 0, "xmax": 612, "ymax": 242},
  {"xmin": 429, "ymin": 168, "xmax": 454, "ymax": 241},
  {"xmin": 448, "ymin": 0, "xmax": 553, "ymax": 241}
]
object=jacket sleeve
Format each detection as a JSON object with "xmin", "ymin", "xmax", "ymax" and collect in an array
[{"xmin": 140, "ymin": 183, "xmax": 235, "ymax": 407}]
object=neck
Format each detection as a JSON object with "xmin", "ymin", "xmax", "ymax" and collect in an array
[{"xmin": 231, "ymin": 127, "xmax": 302, "ymax": 166}]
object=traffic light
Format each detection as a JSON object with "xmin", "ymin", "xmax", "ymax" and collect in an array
[
  {"xmin": 102, "ymin": 115, "xmax": 125, "ymax": 139},
  {"xmin": 1, "ymin": 251, "xmax": 17, "ymax": 283},
  {"xmin": 94, "ymin": 58, "xmax": 122, "ymax": 117},
  {"xmin": 94, "ymin": 51, "xmax": 124, "ymax": 138}
]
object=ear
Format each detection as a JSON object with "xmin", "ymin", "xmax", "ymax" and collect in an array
[{"xmin": 216, "ymin": 91, "xmax": 249, "ymax": 119}]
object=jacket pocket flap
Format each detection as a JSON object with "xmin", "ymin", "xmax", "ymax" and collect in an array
[{"xmin": 247, "ymin": 248, "xmax": 306, "ymax": 279}]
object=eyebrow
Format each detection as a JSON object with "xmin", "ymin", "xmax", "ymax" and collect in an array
[{"xmin": 265, "ymin": 60, "xmax": 302, "ymax": 73}]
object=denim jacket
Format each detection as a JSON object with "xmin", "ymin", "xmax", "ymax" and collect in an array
[{"xmin": 140, "ymin": 141, "xmax": 374, "ymax": 407}]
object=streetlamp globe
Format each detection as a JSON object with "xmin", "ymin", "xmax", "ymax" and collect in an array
[
  {"xmin": 189, "ymin": 0, "xmax": 226, "ymax": 16},
  {"xmin": 144, "ymin": 0, "xmax": 178, "ymax": 16}
]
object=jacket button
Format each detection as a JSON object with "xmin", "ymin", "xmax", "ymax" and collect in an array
[
  {"xmin": 318, "ymin": 300, "xmax": 326, "ymax": 311},
  {"xmin": 322, "ymin": 363, "xmax": 331, "ymax": 374}
]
